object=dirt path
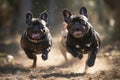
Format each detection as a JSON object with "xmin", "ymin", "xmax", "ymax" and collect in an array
[
  {"xmin": 0, "ymin": 36, "xmax": 120, "ymax": 80},
  {"xmin": 0, "ymin": 53, "xmax": 119, "ymax": 80}
]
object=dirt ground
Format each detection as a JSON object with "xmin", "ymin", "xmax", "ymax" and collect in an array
[{"xmin": 0, "ymin": 36, "xmax": 120, "ymax": 80}]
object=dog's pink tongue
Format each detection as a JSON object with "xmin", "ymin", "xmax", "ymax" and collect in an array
[
  {"xmin": 74, "ymin": 31, "xmax": 82, "ymax": 35},
  {"xmin": 32, "ymin": 33, "xmax": 40, "ymax": 38}
]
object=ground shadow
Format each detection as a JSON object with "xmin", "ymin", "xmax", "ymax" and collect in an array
[
  {"xmin": 0, "ymin": 64, "xmax": 30, "ymax": 74},
  {"xmin": 42, "ymin": 72, "xmax": 85, "ymax": 78}
]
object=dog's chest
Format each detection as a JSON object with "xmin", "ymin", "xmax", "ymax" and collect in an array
[
  {"xmin": 25, "ymin": 42, "xmax": 46, "ymax": 53},
  {"xmin": 74, "ymin": 41, "xmax": 92, "ymax": 50},
  {"xmin": 74, "ymin": 41, "xmax": 92, "ymax": 53},
  {"xmin": 67, "ymin": 35, "xmax": 92, "ymax": 50},
  {"xmin": 75, "ymin": 42, "xmax": 91, "ymax": 49},
  {"xmin": 32, "ymin": 43, "xmax": 44, "ymax": 53},
  {"xmin": 22, "ymin": 36, "xmax": 49, "ymax": 53}
]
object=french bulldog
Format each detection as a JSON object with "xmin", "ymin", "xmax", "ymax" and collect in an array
[
  {"xmin": 21, "ymin": 11, "xmax": 52, "ymax": 67},
  {"xmin": 60, "ymin": 7, "xmax": 101, "ymax": 73}
]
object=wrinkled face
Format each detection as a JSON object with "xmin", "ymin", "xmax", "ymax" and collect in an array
[
  {"xmin": 67, "ymin": 17, "xmax": 88, "ymax": 38},
  {"xmin": 63, "ymin": 7, "xmax": 89, "ymax": 38},
  {"xmin": 27, "ymin": 19, "xmax": 46, "ymax": 39},
  {"xmin": 25, "ymin": 11, "xmax": 48, "ymax": 40}
]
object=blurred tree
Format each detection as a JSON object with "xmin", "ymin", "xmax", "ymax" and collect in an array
[
  {"xmin": 17, "ymin": 0, "xmax": 32, "ymax": 33},
  {"xmin": 31, "ymin": 0, "xmax": 72, "ymax": 35},
  {"xmin": 0, "ymin": 0, "xmax": 21, "ymax": 55},
  {"xmin": 104, "ymin": 0, "xmax": 120, "ymax": 41},
  {"xmin": 32, "ymin": 0, "xmax": 48, "ymax": 17},
  {"xmin": 0, "ymin": 0, "xmax": 20, "ymax": 39},
  {"xmin": 96, "ymin": 0, "xmax": 105, "ymax": 24}
]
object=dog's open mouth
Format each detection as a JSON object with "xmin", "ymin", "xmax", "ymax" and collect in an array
[
  {"xmin": 31, "ymin": 33, "xmax": 41, "ymax": 39},
  {"xmin": 73, "ymin": 31, "xmax": 82, "ymax": 35},
  {"xmin": 73, "ymin": 30, "xmax": 83, "ymax": 36}
]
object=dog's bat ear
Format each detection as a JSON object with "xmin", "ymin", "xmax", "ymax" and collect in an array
[
  {"xmin": 80, "ymin": 7, "xmax": 88, "ymax": 18},
  {"xmin": 40, "ymin": 11, "xmax": 48, "ymax": 23},
  {"xmin": 63, "ymin": 9, "xmax": 71, "ymax": 23},
  {"xmin": 26, "ymin": 11, "xmax": 32, "ymax": 24},
  {"xmin": 63, "ymin": 9, "xmax": 71, "ymax": 18}
]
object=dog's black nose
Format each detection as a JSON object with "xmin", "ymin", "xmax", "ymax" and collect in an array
[
  {"xmin": 41, "ymin": 54, "xmax": 48, "ymax": 60},
  {"xmin": 33, "ymin": 25, "xmax": 39, "ymax": 32}
]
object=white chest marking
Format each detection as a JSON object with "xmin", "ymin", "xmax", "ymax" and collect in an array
[
  {"xmin": 86, "ymin": 43, "xmax": 91, "ymax": 47},
  {"xmin": 76, "ymin": 45, "xmax": 80, "ymax": 48}
]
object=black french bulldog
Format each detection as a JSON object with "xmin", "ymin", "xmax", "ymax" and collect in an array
[
  {"xmin": 21, "ymin": 11, "xmax": 52, "ymax": 67},
  {"xmin": 60, "ymin": 7, "xmax": 101, "ymax": 73}
]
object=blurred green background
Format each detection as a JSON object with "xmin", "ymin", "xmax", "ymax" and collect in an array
[{"xmin": 0, "ymin": 0, "xmax": 120, "ymax": 55}]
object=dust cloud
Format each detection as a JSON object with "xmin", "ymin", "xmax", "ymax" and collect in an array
[{"xmin": 15, "ymin": 36, "xmax": 112, "ymax": 74}]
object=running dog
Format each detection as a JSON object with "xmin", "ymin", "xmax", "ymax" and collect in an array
[
  {"xmin": 60, "ymin": 7, "xmax": 101, "ymax": 73},
  {"xmin": 21, "ymin": 11, "xmax": 52, "ymax": 67}
]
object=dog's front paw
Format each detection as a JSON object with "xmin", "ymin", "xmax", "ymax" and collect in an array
[
  {"xmin": 78, "ymin": 53, "xmax": 83, "ymax": 59},
  {"xmin": 41, "ymin": 54, "xmax": 48, "ymax": 60},
  {"xmin": 87, "ymin": 54, "xmax": 96, "ymax": 67}
]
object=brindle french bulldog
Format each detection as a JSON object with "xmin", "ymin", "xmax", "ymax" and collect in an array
[
  {"xmin": 21, "ymin": 11, "xmax": 52, "ymax": 67},
  {"xmin": 60, "ymin": 7, "xmax": 101, "ymax": 73}
]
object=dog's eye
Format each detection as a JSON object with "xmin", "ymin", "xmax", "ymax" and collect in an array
[
  {"xmin": 80, "ymin": 20, "xmax": 86, "ymax": 25},
  {"xmin": 41, "ymin": 29, "xmax": 45, "ymax": 33},
  {"xmin": 43, "ymin": 29, "xmax": 45, "ymax": 33}
]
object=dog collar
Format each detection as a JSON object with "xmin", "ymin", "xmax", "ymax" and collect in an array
[{"xmin": 27, "ymin": 37, "xmax": 43, "ymax": 43}]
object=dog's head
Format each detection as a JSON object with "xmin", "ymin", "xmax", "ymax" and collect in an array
[
  {"xmin": 63, "ymin": 7, "xmax": 90, "ymax": 38},
  {"xmin": 25, "ymin": 11, "xmax": 48, "ymax": 40}
]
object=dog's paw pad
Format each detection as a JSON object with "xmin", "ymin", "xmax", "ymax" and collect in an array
[
  {"xmin": 87, "ymin": 60, "xmax": 94, "ymax": 67},
  {"xmin": 41, "ymin": 54, "xmax": 48, "ymax": 60}
]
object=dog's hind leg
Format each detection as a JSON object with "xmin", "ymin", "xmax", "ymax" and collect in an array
[
  {"xmin": 61, "ymin": 50, "xmax": 68, "ymax": 61},
  {"xmin": 84, "ymin": 54, "xmax": 90, "ymax": 74},
  {"xmin": 24, "ymin": 49, "xmax": 37, "ymax": 68},
  {"xmin": 59, "ymin": 45, "xmax": 68, "ymax": 61},
  {"xmin": 84, "ymin": 63, "xmax": 88, "ymax": 74},
  {"xmin": 63, "ymin": 53, "xmax": 68, "ymax": 61},
  {"xmin": 32, "ymin": 56, "xmax": 37, "ymax": 68},
  {"xmin": 59, "ymin": 39, "xmax": 68, "ymax": 61}
]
